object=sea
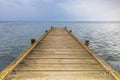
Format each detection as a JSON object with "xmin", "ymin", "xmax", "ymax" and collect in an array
[{"xmin": 0, "ymin": 21, "xmax": 120, "ymax": 73}]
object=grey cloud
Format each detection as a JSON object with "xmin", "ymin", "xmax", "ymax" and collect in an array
[{"xmin": 0, "ymin": 0, "xmax": 120, "ymax": 21}]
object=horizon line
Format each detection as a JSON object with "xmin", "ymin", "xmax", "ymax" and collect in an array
[{"xmin": 0, "ymin": 20, "xmax": 120, "ymax": 22}]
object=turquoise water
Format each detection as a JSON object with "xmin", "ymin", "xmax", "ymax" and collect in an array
[{"xmin": 0, "ymin": 21, "xmax": 120, "ymax": 73}]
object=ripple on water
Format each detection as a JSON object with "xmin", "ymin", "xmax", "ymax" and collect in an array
[{"xmin": 0, "ymin": 21, "xmax": 120, "ymax": 73}]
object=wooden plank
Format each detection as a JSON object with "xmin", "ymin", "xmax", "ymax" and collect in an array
[
  {"xmin": 23, "ymin": 58, "xmax": 98, "ymax": 64},
  {"xmin": 6, "ymin": 71, "xmax": 114, "ymax": 80}
]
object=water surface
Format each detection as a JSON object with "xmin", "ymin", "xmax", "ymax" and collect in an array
[{"xmin": 0, "ymin": 21, "xmax": 120, "ymax": 73}]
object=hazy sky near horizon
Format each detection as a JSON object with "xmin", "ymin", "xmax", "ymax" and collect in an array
[{"xmin": 0, "ymin": 0, "xmax": 120, "ymax": 21}]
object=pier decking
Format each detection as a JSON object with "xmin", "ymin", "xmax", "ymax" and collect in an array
[{"xmin": 0, "ymin": 27, "xmax": 120, "ymax": 80}]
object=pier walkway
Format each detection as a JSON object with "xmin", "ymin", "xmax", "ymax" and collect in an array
[{"xmin": 0, "ymin": 27, "xmax": 120, "ymax": 80}]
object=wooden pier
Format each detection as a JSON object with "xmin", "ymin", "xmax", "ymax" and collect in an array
[{"xmin": 0, "ymin": 27, "xmax": 120, "ymax": 80}]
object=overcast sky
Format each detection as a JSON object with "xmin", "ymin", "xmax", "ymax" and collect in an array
[{"xmin": 0, "ymin": 0, "xmax": 120, "ymax": 21}]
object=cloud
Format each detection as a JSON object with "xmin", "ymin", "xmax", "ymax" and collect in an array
[
  {"xmin": 0, "ymin": 0, "xmax": 67, "ymax": 21},
  {"xmin": 0, "ymin": 0, "xmax": 120, "ymax": 21},
  {"xmin": 58, "ymin": 0, "xmax": 120, "ymax": 21}
]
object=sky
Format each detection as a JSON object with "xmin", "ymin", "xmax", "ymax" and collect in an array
[{"xmin": 0, "ymin": 0, "xmax": 120, "ymax": 21}]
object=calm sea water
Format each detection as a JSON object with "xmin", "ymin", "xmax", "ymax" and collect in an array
[{"xmin": 0, "ymin": 21, "xmax": 120, "ymax": 73}]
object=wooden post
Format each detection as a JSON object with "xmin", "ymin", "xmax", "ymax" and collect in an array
[
  {"xmin": 31, "ymin": 38, "xmax": 36, "ymax": 45},
  {"xmin": 69, "ymin": 30, "xmax": 72, "ymax": 32},
  {"xmin": 51, "ymin": 26, "xmax": 53, "ymax": 29},
  {"xmin": 65, "ymin": 26, "xmax": 67, "ymax": 29},
  {"xmin": 45, "ymin": 30, "xmax": 48, "ymax": 33},
  {"xmin": 85, "ymin": 40, "xmax": 89, "ymax": 46}
]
